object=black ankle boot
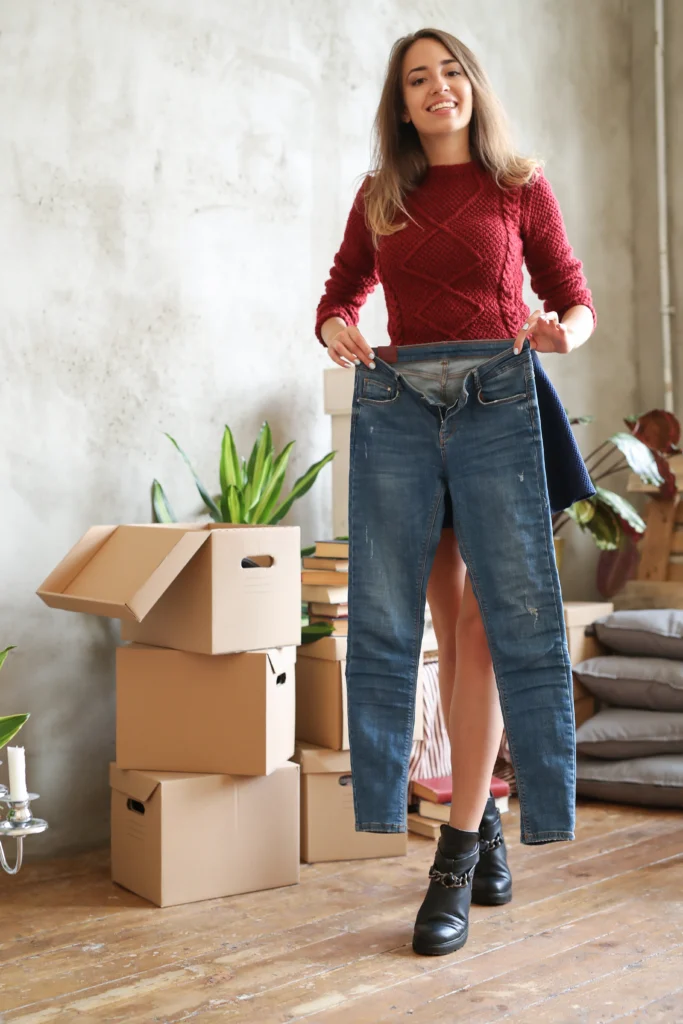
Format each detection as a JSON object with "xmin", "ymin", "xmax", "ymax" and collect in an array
[
  {"xmin": 471, "ymin": 793, "xmax": 512, "ymax": 906},
  {"xmin": 412, "ymin": 824, "xmax": 480, "ymax": 957}
]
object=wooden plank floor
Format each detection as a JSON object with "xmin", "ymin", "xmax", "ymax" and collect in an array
[{"xmin": 1, "ymin": 798, "xmax": 682, "ymax": 1023}]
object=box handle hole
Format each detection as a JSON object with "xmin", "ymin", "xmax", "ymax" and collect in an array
[
  {"xmin": 241, "ymin": 555, "xmax": 274, "ymax": 568},
  {"xmin": 338, "ymin": 774, "xmax": 353, "ymax": 787},
  {"xmin": 276, "ymin": 672, "xmax": 287, "ymax": 686},
  {"xmin": 127, "ymin": 798, "xmax": 145, "ymax": 815}
]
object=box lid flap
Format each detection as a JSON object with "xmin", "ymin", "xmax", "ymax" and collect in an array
[
  {"xmin": 37, "ymin": 524, "xmax": 211, "ymax": 622},
  {"xmin": 291, "ymin": 741, "xmax": 351, "ymax": 774},
  {"xmin": 109, "ymin": 763, "xmax": 164, "ymax": 802}
]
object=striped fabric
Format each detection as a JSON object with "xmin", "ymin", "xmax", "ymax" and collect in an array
[{"xmin": 409, "ymin": 657, "xmax": 517, "ymax": 795}]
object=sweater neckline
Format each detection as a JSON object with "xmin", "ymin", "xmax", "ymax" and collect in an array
[{"xmin": 425, "ymin": 159, "xmax": 483, "ymax": 180}]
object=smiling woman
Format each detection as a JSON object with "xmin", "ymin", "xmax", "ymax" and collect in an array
[{"xmin": 313, "ymin": 25, "xmax": 597, "ymax": 962}]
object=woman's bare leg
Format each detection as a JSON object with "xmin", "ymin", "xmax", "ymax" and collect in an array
[{"xmin": 426, "ymin": 529, "xmax": 504, "ymax": 832}]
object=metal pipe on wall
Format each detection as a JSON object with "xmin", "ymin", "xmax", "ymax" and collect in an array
[{"xmin": 654, "ymin": 0, "xmax": 675, "ymax": 414}]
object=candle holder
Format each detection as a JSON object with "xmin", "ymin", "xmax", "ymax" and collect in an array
[{"xmin": 0, "ymin": 794, "xmax": 48, "ymax": 875}]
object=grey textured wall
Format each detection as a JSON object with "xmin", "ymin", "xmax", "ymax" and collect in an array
[{"xmin": 0, "ymin": 0, "xmax": 645, "ymax": 856}]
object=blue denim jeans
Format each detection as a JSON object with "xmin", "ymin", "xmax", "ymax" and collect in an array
[{"xmin": 346, "ymin": 338, "xmax": 576, "ymax": 845}]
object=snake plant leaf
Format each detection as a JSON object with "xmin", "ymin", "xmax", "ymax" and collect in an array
[
  {"xmin": 219, "ymin": 425, "xmax": 242, "ymax": 498},
  {"xmin": 244, "ymin": 449, "xmax": 274, "ymax": 516},
  {"xmin": 565, "ymin": 499, "xmax": 596, "ymax": 526},
  {"xmin": 225, "ymin": 484, "xmax": 243, "ymax": 523},
  {"xmin": 252, "ymin": 442, "xmax": 296, "ymax": 523},
  {"xmin": 301, "ymin": 622, "xmax": 335, "ymax": 644},
  {"xmin": 151, "ymin": 480, "xmax": 177, "ymax": 524},
  {"xmin": 594, "ymin": 486, "xmax": 646, "ymax": 536},
  {"xmin": 607, "ymin": 432, "xmax": 665, "ymax": 487},
  {"xmin": 166, "ymin": 433, "xmax": 222, "ymax": 522},
  {"xmin": 270, "ymin": 451, "xmax": 336, "ymax": 525},
  {"xmin": 0, "ymin": 714, "xmax": 29, "ymax": 751},
  {"xmin": 0, "ymin": 646, "xmax": 16, "ymax": 674},
  {"xmin": 301, "ymin": 545, "xmax": 316, "ymax": 557}
]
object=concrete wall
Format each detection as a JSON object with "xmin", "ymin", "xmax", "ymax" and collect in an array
[{"xmin": 0, "ymin": 0, "xmax": 637, "ymax": 856}]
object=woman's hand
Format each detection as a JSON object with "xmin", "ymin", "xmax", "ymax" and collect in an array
[
  {"xmin": 325, "ymin": 324, "xmax": 375, "ymax": 369},
  {"xmin": 513, "ymin": 310, "xmax": 575, "ymax": 355}
]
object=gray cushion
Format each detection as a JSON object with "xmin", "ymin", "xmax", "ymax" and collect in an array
[
  {"xmin": 573, "ymin": 655, "xmax": 683, "ymax": 711},
  {"xmin": 593, "ymin": 609, "xmax": 683, "ymax": 659},
  {"xmin": 577, "ymin": 754, "xmax": 683, "ymax": 808},
  {"xmin": 576, "ymin": 708, "xmax": 683, "ymax": 758}
]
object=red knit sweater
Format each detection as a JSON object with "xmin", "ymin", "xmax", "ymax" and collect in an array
[{"xmin": 315, "ymin": 161, "xmax": 596, "ymax": 347}]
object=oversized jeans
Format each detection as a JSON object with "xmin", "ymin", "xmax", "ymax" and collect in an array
[{"xmin": 346, "ymin": 338, "xmax": 576, "ymax": 845}]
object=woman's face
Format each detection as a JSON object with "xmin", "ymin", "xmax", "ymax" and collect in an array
[{"xmin": 401, "ymin": 38, "xmax": 473, "ymax": 140}]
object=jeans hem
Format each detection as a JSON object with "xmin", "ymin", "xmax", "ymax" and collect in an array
[
  {"xmin": 521, "ymin": 830, "xmax": 575, "ymax": 845},
  {"xmin": 356, "ymin": 822, "xmax": 407, "ymax": 834}
]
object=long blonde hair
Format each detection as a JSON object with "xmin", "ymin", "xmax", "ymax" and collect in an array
[{"xmin": 363, "ymin": 28, "xmax": 543, "ymax": 247}]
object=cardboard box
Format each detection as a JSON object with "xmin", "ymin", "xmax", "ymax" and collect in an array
[
  {"xmin": 563, "ymin": 601, "xmax": 612, "ymax": 723},
  {"xmin": 116, "ymin": 644, "xmax": 296, "ymax": 775},
  {"xmin": 324, "ymin": 369, "xmax": 354, "ymax": 539},
  {"xmin": 291, "ymin": 741, "xmax": 408, "ymax": 862},
  {"xmin": 37, "ymin": 523, "xmax": 301, "ymax": 654},
  {"xmin": 110, "ymin": 761, "xmax": 300, "ymax": 907},
  {"xmin": 295, "ymin": 653, "xmax": 423, "ymax": 750}
]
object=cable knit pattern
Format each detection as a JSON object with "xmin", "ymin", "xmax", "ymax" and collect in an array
[{"xmin": 315, "ymin": 161, "xmax": 596, "ymax": 346}]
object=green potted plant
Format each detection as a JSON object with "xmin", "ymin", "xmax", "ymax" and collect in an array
[
  {"xmin": 151, "ymin": 422, "xmax": 337, "ymax": 643},
  {"xmin": 553, "ymin": 409, "xmax": 681, "ymax": 597},
  {"xmin": 0, "ymin": 647, "xmax": 29, "ymax": 753}
]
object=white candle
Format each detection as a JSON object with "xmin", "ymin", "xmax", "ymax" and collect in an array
[{"xmin": 7, "ymin": 746, "xmax": 28, "ymax": 802}]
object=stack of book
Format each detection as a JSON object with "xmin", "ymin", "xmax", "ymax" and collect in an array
[
  {"xmin": 301, "ymin": 538, "xmax": 349, "ymax": 636},
  {"xmin": 408, "ymin": 774, "xmax": 511, "ymax": 839}
]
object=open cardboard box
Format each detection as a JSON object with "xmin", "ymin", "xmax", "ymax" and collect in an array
[
  {"xmin": 291, "ymin": 741, "xmax": 408, "ymax": 862},
  {"xmin": 37, "ymin": 523, "xmax": 301, "ymax": 654},
  {"xmin": 110, "ymin": 761, "xmax": 300, "ymax": 907},
  {"xmin": 116, "ymin": 644, "xmax": 296, "ymax": 775}
]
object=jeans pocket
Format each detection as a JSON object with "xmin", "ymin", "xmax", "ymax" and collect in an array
[
  {"xmin": 476, "ymin": 363, "xmax": 529, "ymax": 406},
  {"xmin": 359, "ymin": 375, "xmax": 400, "ymax": 404}
]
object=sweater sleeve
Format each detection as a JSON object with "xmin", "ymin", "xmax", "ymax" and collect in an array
[
  {"xmin": 314, "ymin": 177, "xmax": 380, "ymax": 345},
  {"xmin": 521, "ymin": 168, "xmax": 597, "ymax": 329}
]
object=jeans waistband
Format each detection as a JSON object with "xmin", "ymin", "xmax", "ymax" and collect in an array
[{"xmin": 374, "ymin": 338, "xmax": 529, "ymax": 377}]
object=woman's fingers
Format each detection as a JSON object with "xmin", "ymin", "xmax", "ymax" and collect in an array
[
  {"xmin": 327, "ymin": 326, "xmax": 375, "ymax": 368},
  {"xmin": 513, "ymin": 310, "xmax": 542, "ymax": 354}
]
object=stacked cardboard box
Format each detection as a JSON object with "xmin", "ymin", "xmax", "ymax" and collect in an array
[
  {"xmin": 37, "ymin": 523, "xmax": 302, "ymax": 906},
  {"xmin": 294, "ymin": 622, "xmax": 424, "ymax": 863}
]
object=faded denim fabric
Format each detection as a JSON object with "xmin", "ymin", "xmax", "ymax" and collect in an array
[{"xmin": 346, "ymin": 337, "xmax": 576, "ymax": 845}]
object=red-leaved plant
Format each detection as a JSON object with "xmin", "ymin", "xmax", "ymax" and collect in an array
[{"xmin": 553, "ymin": 410, "xmax": 681, "ymax": 598}]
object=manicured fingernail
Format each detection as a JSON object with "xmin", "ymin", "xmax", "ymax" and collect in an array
[
  {"xmin": 368, "ymin": 350, "xmax": 375, "ymax": 358},
  {"xmin": 513, "ymin": 347, "xmax": 520, "ymax": 355},
  {"xmin": 522, "ymin": 322, "xmax": 529, "ymax": 331},
  {"xmin": 369, "ymin": 361, "xmax": 375, "ymax": 369},
  {"xmin": 354, "ymin": 358, "xmax": 361, "ymax": 365}
]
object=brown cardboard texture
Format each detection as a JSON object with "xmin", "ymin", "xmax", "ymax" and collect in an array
[
  {"xmin": 110, "ymin": 762, "xmax": 300, "ymax": 907},
  {"xmin": 295, "ymin": 656, "xmax": 423, "ymax": 751},
  {"xmin": 116, "ymin": 644, "xmax": 296, "ymax": 775},
  {"xmin": 37, "ymin": 523, "xmax": 302, "ymax": 654},
  {"xmin": 291, "ymin": 741, "xmax": 407, "ymax": 862}
]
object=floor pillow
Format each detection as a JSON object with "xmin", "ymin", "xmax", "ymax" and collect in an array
[
  {"xmin": 573, "ymin": 655, "xmax": 683, "ymax": 711},
  {"xmin": 592, "ymin": 609, "xmax": 683, "ymax": 659},
  {"xmin": 576, "ymin": 754, "xmax": 683, "ymax": 809},
  {"xmin": 576, "ymin": 707, "xmax": 683, "ymax": 758}
]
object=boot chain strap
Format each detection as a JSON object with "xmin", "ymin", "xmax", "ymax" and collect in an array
[
  {"xmin": 428, "ymin": 863, "xmax": 476, "ymax": 888},
  {"xmin": 479, "ymin": 832, "xmax": 503, "ymax": 853}
]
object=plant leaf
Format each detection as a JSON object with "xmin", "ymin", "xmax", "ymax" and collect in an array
[
  {"xmin": 270, "ymin": 451, "xmax": 336, "ymax": 524},
  {"xmin": 166, "ymin": 433, "xmax": 222, "ymax": 522},
  {"xmin": 565, "ymin": 499, "xmax": 596, "ymax": 526},
  {"xmin": 245, "ymin": 449, "xmax": 274, "ymax": 516},
  {"xmin": 596, "ymin": 537, "xmax": 640, "ymax": 600},
  {"xmin": 252, "ymin": 442, "xmax": 296, "ymax": 523},
  {"xmin": 605, "ymin": 432, "xmax": 665, "ymax": 486},
  {"xmin": 594, "ymin": 486, "xmax": 646, "ymax": 536},
  {"xmin": 226, "ymin": 484, "xmax": 244, "ymax": 523},
  {"xmin": 219, "ymin": 425, "xmax": 242, "ymax": 497},
  {"xmin": 0, "ymin": 646, "xmax": 16, "ymax": 674},
  {"xmin": 301, "ymin": 622, "xmax": 334, "ymax": 644},
  {"xmin": 151, "ymin": 480, "xmax": 176, "ymax": 523},
  {"xmin": 244, "ymin": 424, "xmax": 274, "ymax": 513},
  {"xmin": 301, "ymin": 545, "xmax": 316, "ymax": 558},
  {"xmin": 0, "ymin": 713, "xmax": 29, "ymax": 751},
  {"xmin": 627, "ymin": 409, "xmax": 681, "ymax": 454}
]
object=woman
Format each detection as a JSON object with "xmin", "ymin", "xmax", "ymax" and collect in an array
[{"xmin": 315, "ymin": 28, "xmax": 596, "ymax": 958}]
